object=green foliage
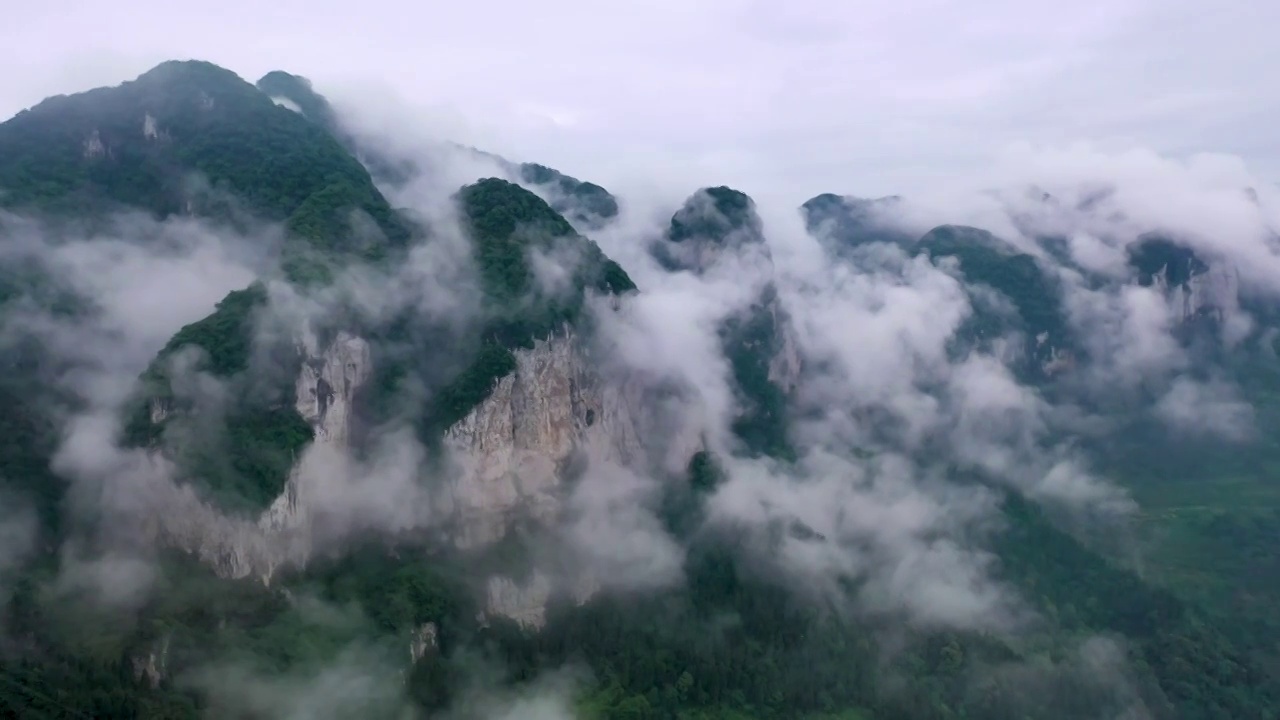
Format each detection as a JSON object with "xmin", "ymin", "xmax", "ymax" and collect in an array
[
  {"xmin": 919, "ymin": 224, "xmax": 1070, "ymax": 375},
  {"xmin": 920, "ymin": 225, "xmax": 1067, "ymax": 341},
  {"xmin": 285, "ymin": 179, "xmax": 406, "ymax": 259},
  {"xmin": 660, "ymin": 451, "xmax": 725, "ymax": 539},
  {"xmin": 158, "ymin": 282, "xmax": 267, "ymax": 377},
  {"xmin": 423, "ymin": 341, "xmax": 517, "ymax": 435},
  {"xmin": 385, "ymin": 178, "xmax": 637, "ymax": 439},
  {"xmin": 303, "ymin": 547, "xmax": 470, "ymax": 635},
  {"xmin": 996, "ymin": 494, "xmax": 1278, "ymax": 718},
  {"xmin": 720, "ymin": 290, "xmax": 794, "ymax": 460},
  {"xmin": 0, "ymin": 546, "xmax": 473, "ymax": 718},
  {"xmin": 188, "ymin": 405, "xmax": 314, "ymax": 512},
  {"xmin": 459, "ymin": 177, "xmax": 576, "ymax": 302},
  {"xmin": 121, "ymin": 282, "xmax": 313, "ymax": 512},
  {"xmin": 0, "ymin": 60, "xmax": 410, "ymax": 267},
  {"xmin": 687, "ymin": 451, "xmax": 724, "ymax": 494},
  {"xmin": 0, "ymin": 654, "xmax": 191, "ymax": 719},
  {"xmin": 122, "ymin": 283, "xmax": 267, "ymax": 448},
  {"xmin": 800, "ymin": 193, "xmax": 912, "ymax": 250},
  {"xmin": 0, "ymin": 377, "xmax": 67, "ymax": 538},
  {"xmin": 254, "ymin": 70, "xmax": 339, "ymax": 130},
  {"xmin": 669, "ymin": 186, "xmax": 758, "ymax": 243},
  {"xmin": 519, "ymin": 162, "xmax": 620, "ymax": 224}
]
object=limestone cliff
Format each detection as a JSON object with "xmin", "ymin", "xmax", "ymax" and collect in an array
[
  {"xmin": 481, "ymin": 571, "xmax": 600, "ymax": 629},
  {"xmin": 145, "ymin": 327, "xmax": 372, "ymax": 582},
  {"xmin": 441, "ymin": 325, "xmax": 646, "ymax": 549},
  {"xmin": 145, "ymin": 320, "xmax": 673, "ymax": 625},
  {"xmin": 765, "ymin": 294, "xmax": 804, "ymax": 394},
  {"xmin": 409, "ymin": 622, "xmax": 438, "ymax": 663},
  {"xmin": 1155, "ymin": 262, "xmax": 1240, "ymax": 325},
  {"xmin": 1130, "ymin": 235, "xmax": 1241, "ymax": 327}
]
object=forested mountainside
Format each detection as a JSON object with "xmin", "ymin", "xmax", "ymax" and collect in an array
[{"xmin": 1, "ymin": 59, "xmax": 1280, "ymax": 720}]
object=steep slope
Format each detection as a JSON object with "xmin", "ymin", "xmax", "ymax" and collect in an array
[
  {"xmin": 0, "ymin": 61, "xmax": 411, "ymax": 279},
  {"xmin": 917, "ymin": 224, "xmax": 1073, "ymax": 380},
  {"xmin": 427, "ymin": 179, "xmax": 645, "ymax": 558},
  {"xmin": 255, "ymin": 70, "xmax": 340, "ymax": 130},
  {"xmin": 122, "ymin": 175, "xmax": 645, "ymax": 596},
  {"xmin": 654, "ymin": 186, "xmax": 765, "ymax": 274},
  {"xmin": 253, "ymin": 69, "xmax": 622, "ymax": 230},
  {"xmin": 1128, "ymin": 233, "xmax": 1240, "ymax": 334},
  {"xmin": 652, "ymin": 187, "xmax": 802, "ymax": 459},
  {"xmin": 794, "ymin": 189, "xmax": 1280, "ymax": 717},
  {"xmin": 801, "ymin": 192, "xmax": 915, "ymax": 252}
]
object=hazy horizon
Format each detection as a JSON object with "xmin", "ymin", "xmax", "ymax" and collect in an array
[{"xmin": 5, "ymin": 0, "xmax": 1278, "ymax": 204}]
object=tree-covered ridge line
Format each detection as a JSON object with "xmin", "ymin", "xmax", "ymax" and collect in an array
[
  {"xmin": 248, "ymin": 67, "xmax": 624, "ymax": 230},
  {"xmin": 118, "ymin": 282, "xmax": 313, "ymax": 512},
  {"xmin": 374, "ymin": 178, "xmax": 636, "ymax": 443},
  {"xmin": 0, "ymin": 60, "xmax": 412, "ymax": 282},
  {"xmin": 668, "ymin": 186, "xmax": 760, "ymax": 245},
  {"xmin": 652, "ymin": 186, "xmax": 795, "ymax": 460}
]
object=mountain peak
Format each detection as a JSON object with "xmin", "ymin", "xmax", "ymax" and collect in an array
[
  {"xmin": 0, "ymin": 59, "xmax": 408, "ymax": 274},
  {"xmin": 652, "ymin": 186, "xmax": 766, "ymax": 274},
  {"xmin": 256, "ymin": 70, "xmax": 338, "ymax": 129},
  {"xmin": 801, "ymin": 192, "xmax": 910, "ymax": 250},
  {"xmin": 668, "ymin": 186, "xmax": 760, "ymax": 244}
]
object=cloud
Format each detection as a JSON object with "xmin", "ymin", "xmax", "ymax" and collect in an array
[
  {"xmin": 559, "ymin": 462, "xmax": 685, "ymax": 591},
  {"xmin": 194, "ymin": 651, "xmax": 413, "ymax": 720},
  {"xmin": 7, "ymin": 1, "xmax": 1278, "ymax": 203},
  {"xmin": 187, "ymin": 612, "xmax": 420, "ymax": 720},
  {"xmin": 0, "ymin": 211, "xmax": 265, "ymax": 407},
  {"xmin": 443, "ymin": 666, "xmax": 585, "ymax": 720},
  {"xmin": 1155, "ymin": 376, "xmax": 1256, "ymax": 442},
  {"xmin": 707, "ymin": 451, "xmax": 1022, "ymax": 631},
  {"xmin": 968, "ymin": 635, "xmax": 1156, "ymax": 720},
  {"xmin": 0, "ymin": 212, "xmax": 267, "ymax": 607},
  {"xmin": 571, "ymin": 193, "xmax": 1065, "ymax": 632},
  {"xmin": 0, "ymin": 493, "xmax": 36, "ymax": 607}
]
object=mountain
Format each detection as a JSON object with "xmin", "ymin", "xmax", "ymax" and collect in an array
[
  {"xmin": 801, "ymin": 192, "xmax": 915, "ymax": 251},
  {"xmin": 0, "ymin": 61, "xmax": 411, "ymax": 283},
  {"xmin": 250, "ymin": 69, "xmax": 621, "ymax": 232},
  {"xmin": 2, "ymin": 59, "xmax": 1280, "ymax": 720},
  {"xmin": 917, "ymin": 224, "xmax": 1074, "ymax": 380},
  {"xmin": 651, "ymin": 187, "xmax": 801, "ymax": 459}
]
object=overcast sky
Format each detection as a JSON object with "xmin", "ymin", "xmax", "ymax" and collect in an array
[{"xmin": 3, "ymin": 0, "xmax": 1278, "ymax": 203}]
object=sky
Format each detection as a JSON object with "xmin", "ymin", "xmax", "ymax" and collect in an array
[{"xmin": 3, "ymin": 0, "xmax": 1279, "ymax": 205}]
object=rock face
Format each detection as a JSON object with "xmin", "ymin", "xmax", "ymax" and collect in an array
[
  {"xmin": 147, "ymin": 322, "xmax": 660, "ymax": 614},
  {"xmin": 146, "ymin": 327, "xmax": 372, "ymax": 582},
  {"xmin": 482, "ymin": 571, "xmax": 600, "ymax": 629},
  {"xmin": 765, "ymin": 294, "xmax": 804, "ymax": 394},
  {"xmin": 442, "ymin": 325, "xmax": 646, "ymax": 549},
  {"xmin": 147, "ymin": 321, "xmax": 666, "ymax": 624},
  {"xmin": 131, "ymin": 632, "xmax": 171, "ymax": 689},
  {"xmin": 656, "ymin": 187, "xmax": 768, "ymax": 276},
  {"xmin": 1129, "ymin": 236, "xmax": 1240, "ymax": 325},
  {"xmin": 1163, "ymin": 263, "xmax": 1240, "ymax": 325},
  {"xmin": 409, "ymin": 622, "xmax": 438, "ymax": 663}
]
